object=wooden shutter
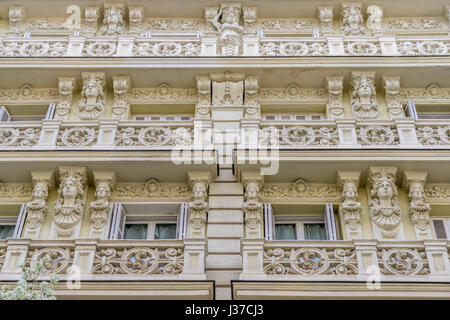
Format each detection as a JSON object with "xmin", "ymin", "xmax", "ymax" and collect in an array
[
  {"xmin": 45, "ymin": 103, "xmax": 56, "ymax": 120},
  {"xmin": 176, "ymin": 202, "xmax": 188, "ymax": 239},
  {"xmin": 108, "ymin": 203, "xmax": 126, "ymax": 239},
  {"xmin": 405, "ymin": 101, "xmax": 418, "ymax": 120},
  {"xmin": 13, "ymin": 204, "xmax": 27, "ymax": 238},
  {"xmin": 0, "ymin": 106, "xmax": 11, "ymax": 122},
  {"xmin": 324, "ymin": 203, "xmax": 338, "ymax": 240},
  {"xmin": 433, "ymin": 220, "xmax": 448, "ymax": 239},
  {"xmin": 264, "ymin": 203, "xmax": 274, "ymax": 240}
]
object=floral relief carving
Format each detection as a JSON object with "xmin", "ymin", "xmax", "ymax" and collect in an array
[
  {"xmin": 281, "ymin": 126, "xmax": 339, "ymax": 146},
  {"xmin": 424, "ymin": 184, "xmax": 450, "ymax": 201},
  {"xmin": 259, "ymin": 41, "xmax": 328, "ymax": 56},
  {"xmin": 0, "ymin": 182, "xmax": 32, "ymax": 199},
  {"xmin": 78, "ymin": 72, "xmax": 106, "ymax": 120},
  {"xmin": 0, "ymin": 41, "xmax": 68, "ymax": 57},
  {"xmin": 114, "ymin": 126, "xmax": 193, "ymax": 147},
  {"xmin": 398, "ymin": 41, "xmax": 448, "ymax": 56},
  {"xmin": 0, "ymin": 127, "xmax": 40, "ymax": 148},
  {"xmin": 0, "ymin": 85, "xmax": 57, "ymax": 104},
  {"xmin": 326, "ymin": 76, "xmax": 344, "ymax": 119},
  {"xmin": 260, "ymin": 179, "xmax": 340, "ymax": 201},
  {"xmin": 112, "ymin": 76, "xmax": 131, "ymax": 120},
  {"xmin": 259, "ymin": 85, "xmax": 327, "ymax": 102},
  {"xmin": 399, "ymin": 85, "xmax": 450, "ymax": 101},
  {"xmin": 384, "ymin": 17, "xmax": 446, "ymax": 32},
  {"xmin": 318, "ymin": 6, "xmax": 333, "ymax": 34},
  {"xmin": 350, "ymin": 72, "xmax": 379, "ymax": 119},
  {"xmin": 345, "ymin": 41, "xmax": 380, "ymax": 55},
  {"xmin": 27, "ymin": 247, "xmax": 73, "ymax": 274},
  {"xmin": 111, "ymin": 180, "xmax": 191, "ymax": 200},
  {"xmin": 258, "ymin": 126, "xmax": 279, "ymax": 147},
  {"xmin": 416, "ymin": 126, "xmax": 450, "ymax": 146},
  {"xmin": 257, "ymin": 18, "xmax": 316, "ymax": 32},
  {"xmin": 128, "ymin": 7, "xmax": 144, "ymax": 33},
  {"xmin": 358, "ymin": 126, "xmax": 399, "ymax": 146},
  {"xmin": 133, "ymin": 41, "xmax": 201, "ymax": 57},
  {"xmin": 212, "ymin": 3, "xmax": 243, "ymax": 56},
  {"xmin": 57, "ymin": 127, "xmax": 97, "ymax": 147},
  {"xmin": 378, "ymin": 247, "xmax": 429, "ymax": 275},
  {"xmin": 264, "ymin": 247, "xmax": 357, "ymax": 275},
  {"xmin": 383, "ymin": 77, "xmax": 403, "ymax": 119},
  {"xmin": 84, "ymin": 7, "xmax": 99, "ymax": 34},
  {"xmin": 84, "ymin": 41, "xmax": 117, "ymax": 57},
  {"xmin": 128, "ymin": 86, "xmax": 197, "ymax": 103},
  {"xmin": 340, "ymin": 3, "xmax": 365, "ymax": 36}
]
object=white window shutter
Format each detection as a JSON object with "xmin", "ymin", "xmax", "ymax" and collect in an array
[
  {"xmin": 108, "ymin": 203, "xmax": 126, "ymax": 239},
  {"xmin": 45, "ymin": 103, "xmax": 56, "ymax": 120},
  {"xmin": 324, "ymin": 203, "xmax": 338, "ymax": 240},
  {"xmin": 13, "ymin": 204, "xmax": 27, "ymax": 238},
  {"xmin": 264, "ymin": 203, "xmax": 274, "ymax": 240},
  {"xmin": 176, "ymin": 202, "xmax": 188, "ymax": 239},
  {"xmin": 433, "ymin": 220, "xmax": 448, "ymax": 239},
  {"xmin": 405, "ymin": 101, "xmax": 418, "ymax": 120},
  {"xmin": 0, "ymin": 106, "xmax": 11, "ymax": 122}
]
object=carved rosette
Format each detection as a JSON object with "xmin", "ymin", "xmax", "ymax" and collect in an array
[
  {"xmin": 368, "ymin": 167, "xmax": 402, "ymax": 238},
  {"xmin": 195, "ymin": 76, "xmax": 211, "ymax": 118},
  {"xmin": 350, "ymin": 72, "xmax": 379, "ymax": 119},
  {"xmin": 112, "ymin": 76, "xmax": 131, "ymax": 120},
  {"xmin": 383, "ymin": 76, "xmax": 403, "ymax": 119},
  {"xmin": 340, "ymin": 3, "xmax": 365, "ymax": 36},
  {"xmin": 52, "ymin": 167, "xmax": 87, "ymax": 238},
  {"xmin": 188, "ymin": 181, "xmax": 209, "ymax": 233},
  {"xmin": 326, "ymin": 76, "xmax": 344, "ymax": 119},
  {"xmin": 212, "ymin": 3, "xmax": 244, "ymax": 56},
  {"xmin": 78, "ymin": 72, "xmax": 106, "ymax": 120},
  {"xmin": 101, "ymin": 3, "xmax": 125, "ymax": 36},
  {"xmin": 244, "ymin": 76, "xmax": 259, "ymax": 119},
  {"xmin": 55, "ymin": 77, "xmax": 76, "ymax": 120}
]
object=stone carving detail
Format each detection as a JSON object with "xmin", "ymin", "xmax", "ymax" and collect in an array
[
  {"xmin": 366, "ymin": 5, "xmax": 383, "ymax": 34},
  {"xmin": 133, "ymin": 41, "xmax": 201, "ymax": 57},
  {"xmin": 78, "ymin": 72, "xmax": 106, "ymax": 120},
  {"xmin": 350, "ymin": 72, "xmax": 378, "ymax": 119},
  {"xmin": 416, "ymin": 126, "xmax": 450, "ymax": 146},
  {"xmin": 0, "ymin": 127, "xmax": 41, "ymax": 148},
  {"xmin": 90, "ymin": 181, "xmax": 113, "ymax": 231},
  {"xmin": 57, "ymin": 127, "xmax": 98, "ymax": 147},
  {"xmin": 188, "ymin": 182, "xmax": 209, "ymax": 231},
  {"xmin": 128, "ymin": 85, "xmax": 197, "ymax": 103},
  {"xmin": 0, "ymin": 41, "xmax": 68, "ymax": 57},
  {"xmin": 244, "ymin": 76, "xmax": 259, "ymax": 119},
  {"xmin": 398, "ymin": 41, "xmax": 448, "ymax": 56},
  {"xmin": 27, "ymin": 247, "xmax": 73, "ymax": 274},
  {"xmin": 358, "ymin": 126, "xmax": 399, "ymax": 146},
  {"xmin": 341, "ymin": 181, "xmax": 362, "ymax": 231},
  {"xmin": 55, "ymin": 77, "xmax": 75, "ymax": 120},
  {"xmin": 112, "ymin": 76, "xmax": 131, "ymax": 120},
  {"xmin": 53, "ymin": 167, "xmax": 87, "ymax": 237},
  {"xmin": 260, "ymin": 179, "xmax": 340, "ymax": 201},
  {"xmin": 111, "ymin": 180, "xmax": 191, "ymax": 200},
  {"xmin": 114, "ymin": 126, "xmax": 192, "ymax": 147},
  {"xmin": 243, "ymin": 7, "xmax": 257, "ymax": 34},
  {"xmin": 101, "ymin": 3, "xmax": 125, "ymax": 36},
  {"xmin": 84, "ymin": 41, "xmax": 117, "ymax": 57},
  {"xmin": 326, "ymin": 77, "xmax": 344, "ymax": 119},
  {"xmin": 281, "ymin": 126, "xmax": 339, "ymax": 146},
  {"xmin": 318, "ymin": 6, "xmax": 333, "ymax": 34},
  {"xmin": 264, "ymin": 247, "xmax": 357, "ymax": 275},
  {"xmin": 93, "ymin": 246, "xmax": 184, "ymax": 275},
  {"xmin": 0, "ymin": 85, "xmax": 57, "ymax": 104},
  {"xmin": 9, "ymin": 7, "xmax": 25, "ymax": 33},
  {"xmin": 384, "ymin": 17, "xmax": 446, "ymax": 32},
  {"xmin": 25, "ymin": 180, "xmax": 51, "ymax": 231},
  {"xmin": 0, "ymin": 182, "xmax": 32, "ymax": 199},
  {"xmin": 345, "ymin": 41, "xmax": 380, "ymax": 55},
  {"xmin": 196, "ymin": 76, "xmax": 211, "ymax": 118},
  {"xmin": 243, "ymin": 182, "xmax": 262, "ymax": 231},
  {"xmin": 378, "ymin": 247, "xmax": 429, "ymax": 275},
  {"xmin": 340, "ymin": 3, "xmax": 365, "ymax": 36},
  {"xmin": 383, "ymin": 77, "xmax": 403, "ymax": 119},
  {"xmin": 368, "ymin": 168, "xmax": 402, "ymax": 237},
  {"xmin": 211, "ymin": 3, "xmax": 243, "ymax": 56},
  {"xmin": 404, "ymin": 174, "xmax": 432, "ymax": 233},
  {"xmin": 259, "ymin": 85, "xmax": 327, "ymax": 102},
  {"xmin": 400, "ymin": 84, "xmax": 450, "ymax": 101},
  {"xmin": 128, "ymin": 7, "xmax": 144, "ymax": 33},
  {"xmin": 84, "ymin": 7, "xmax": 100, "ymax": 34},
  {"xmin": 211, "ymin": 72, "xmax": 244, "ymax": 106},
  {"xmin": 258, "ymin": 126, "xmax": 279, "ymax": 147},
  {"xmin": 259, "ymin": 41, "xmax": 328, "ymax": 56},
  {"xmin": 424, "ymin": 184, "xmax": 450, "ymax": 201}
]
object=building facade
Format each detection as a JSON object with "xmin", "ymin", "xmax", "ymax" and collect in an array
[{"xmin": 0, "ymin": 0, "xmax": 449, "ymax": 299}]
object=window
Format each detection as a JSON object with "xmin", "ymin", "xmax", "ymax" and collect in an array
[
  {"xmin": 0, "ymin": 223, "xmax": 15, "ymax": 240},
  {"xmin": 0, "ymin": 104, "xmax": 56, "ymax": 122},
  {"xmin": 108, "ymin": 203, "xmax": 188, "ymax": 240},
  {"xmin": 264, "ymin": 203, "xmax": 338, "ymax": 240},
  {"xmin": 432, "ymin": 217, "xmax": 450, "ymax": 239},
  {"xmin": 0, "ymin": 204, "xmax": 27, "ymax": 239},
  {"xmin": 131, "ymin": 114, "xmax": 193, "ymax": 121},
  {"xmin": 262, "ymin": 113, "xmax": 325, "ymax": 121}
]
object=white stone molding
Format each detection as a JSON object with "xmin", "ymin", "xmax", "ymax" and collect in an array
[
  {"xmin": 96, "ymin": 119, "xmax": 119, "ymax": 148},
  {"xmin": 112, "ymin": 76, "xmax": 131, "ymax": 120},
  {"xmin": 383, "ymin": 76, "xmax": 403, "ymax": 119},
  {"xmin": 318, "ymin": 6, "xmax": 334, "ymax": 35},
  {"xmin": 8, "ymin": 6, "xmax": 25, "ymax": 34},
  {"xmin": 210, "ymin": 72, "xmax": 245, "ymax": 106},
  {"xmin": 379, "ymin": 36, "xmax": 398, "ymax": 55},
  {"xmin": 424, "ymin": 184, "xmax": 450, "ymax": 202},
  {"xmin": 23, "ymin": 170, "xmax": 55, "ymax": 239},
  {"xmin": 211, "ymin": 3, "xmax": 243, "ymax": 56},
  {"xmin": 259, "ymin": 84, "xmax": 327, "ymax": 104},
  {"xmin": 187, "ymin": 171, "xmax": 211, "ymax": 238},
  {"xmin": 129, "ymin": 7, "xmax": 145, "ymax": 34},
  {"xmin": 350, "ymin": 71, "xmax": 379, "ymax": 119},
  {"xmin": 55, "ymin": 77, "xmax": 76, "ymax": 120},
  {"xmin": 403, "ymin": 171, "xmax": 433, "ymax": 240},
  {"xmin": 0, "ymin": 84, "xmax": 57, "ymax": 104},
  {"xmin": 0, "ymin": 182, "xmax": 32, "ymax": 201},
  {"xmin": 367, "ymin": 167, "xmax": 404, "ymax": 240},
  {"xmin": 195, "ymin": 76, "xmax": 211, "ymax": 119},
  {"xmin": 423, "ymin": 240, "xmax": 450, "ymax": 275},
  {"xmin": 89, "ymin": 171, "xmax": 117, "ymax": 239},
  {"xmin": 111, "ymin": 179, "xmax": 191, "ymax": 202},
  {"xmin": 243, "ymin": 7, "xmax": 258, "ymax": 35},
  {"xmin": 326, "ymin": 76, "xmax": 344, "ymax": 119},
  {"xmin": 244, "ymin": 76, "xmax": 259, "ymax": 119},
  {"xmin": 101, "ymin": 3, "xmax": 125, "ymax": 36},
  {"xmin": 336, "ymin": 119, "xmax": 359, "ymax": 146},
  {"xmin": 242, "ymin": 172, "xmax": 263, "ymax": 238},
  {"xmin": 337, "ymin": 171, "xmax": 362, "ymax": 239},
  {"xmin": 50, "ymin": 167, "xmax": 87, "ymax": 239},
  {"xmin": 66, "ymin": 36, "xmax": 85, "ymax": 56},
  {"xmin": 84, "ymin": 7, "xmax": 100, "ymax": 35},
  {"xmin": 399, "ymin": 84, "xmax": 450, "ymax": 103},
  {"xmin": 366, "ymin": 5, "xmax": 383, "ymax": 35},
  {"xmin": 395, "ymin": 119, "xmax": 421, "ymax": 147},
  {"xmin": 240, "ymin": 239, "xmax": 265, "ymax": 279},
  {"xmin": 340, "ymin": 3, "xmax": 365, "ymax": 36},
  {"xmin": 128, "ymin": 84, "xmax": 197, "ymax": 104},
  {"xmin": 78, "ymin": 72, "xmax": 106, "ymax": 120}
]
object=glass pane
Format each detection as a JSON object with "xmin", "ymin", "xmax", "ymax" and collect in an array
[
  {"xmin": 124, "ymin": 224, "xmax": 148, "ymax": 240},
  {"xmin": 0, "ymin": 225, "xmax": 15, "ymax": 240},
  {"xmin": 433, "ymin": 220, "xmax": 448, "ymax": 239},
  {"xmin": 154, "ymin": 224, "xmax": 177, "ymax": 240},
  {"xmin": 274, "ymin": 224, "xmax": 297, "ymax": 240},
  {"xmin": 304, "ymin": 223, "xmax": 327, "ymax": 240}
]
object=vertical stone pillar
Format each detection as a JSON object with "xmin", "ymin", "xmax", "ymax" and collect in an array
[
  {"xmin": 337, "ymin": 171, "xmax": 363, "ymax": 239},
  {"xmin": 337, "ymin": 119, "xmax": 359, "ymax": 147},
  {"xmin": 327, "ymin": 37, "xmax": 345, "ymax": 55},
  {"xmin": 424, "ymin": 240, "xmax": 450, "ymax": 276},
  {"xmin": 354, "ymin": 239, "xmax": 379, "ymax": 276},
  {"xmin": 23, "ymin": 170, "xmax": 55, "ymax": 239},
  {"xmin": 65, "ymin": 37, "xmax": 85, "ymax": 56},
  {"xmin": 111, "ymin": 75, "xmax": 131, "ymax": 120},
  {"xmin": 396, "ymin": 119, "xmax": 420, "ymax": 147},
  {"xmin": 73, "ymin": 238, "xmax": 98, "ymax": 276},
  {"xmin": 187, "ymin": 171, "xmax": 211, "ymax": 238},
  {"xmin": 181, "ymin": 238, "xmax": 207, "ymax": 279},
  {"xmin": 240, "ymin": 239, "xmax": 265, "ymax": 279},
  {"xmin": 241, "ymin": 171, "xmax": 264, "ymax": 238},
  {"xmin": 403, "ymin": 171, "xmax": 433, "ymax": 239},
  {"xmin": 379, "ymin": 36, "xmax": 398, "ymax": 55},
  {"xmin": 37, "ymin": 120, "xmax": 61, "ymax": 149},
  {"xmin": 318, "ymin": 6, "xmax": 334, "ymax": 35},
  {"xmin": 2, "ymin": 238, "xmax": 30, "ymax": 273},
  {"xmin": 115, "ymin": 36, "xmax": 134, "ymax": 56},
  {"xmin": 96, "ymin": 119, "xmax": 118, "ymax": 149}
]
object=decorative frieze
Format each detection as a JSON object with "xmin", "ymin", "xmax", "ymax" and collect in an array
[
  {"xmin": 78, "ymin": 72, "xmax": 106, "ymax": 120},
  {"xmin": 112, "ymin": 76, "xmax": 131, "ymax": 120},
  {"xmin": 337, "ymin": 171, "xmax": 362, "ymax": 239},
  {"xmin": 0, "ymin": 84, "xmax": 57, "ymax": 104},
  {"xmin": 128, "ymin": 85, "xmax": 197, "ymax": 103},
  {"xmin": 0, "ymin": 126, "xmax": 41, "ymax": 148},
  {"xmin": 424, "ymin": 184, "xmax": 450, "ymax": 201},
  {"xmin": 350, "ymin": 72, "xmax": 379, "ymax": 119},
  {"xmin": 0, "ymin": 182, "xmax": 32, "ymax": 200},
  {"xmin": 326, "ymin": 76, "xmax": 344, "ymax": 119},
  {"xmin": 111, "ymin": 179, "xmax": 191, "ymax": 201},
  {"xmin": 259, "ymin": 85, "xmax": 328, "ymax": 103},
  {"xmin": 340, "ymin": 3, "xmax": 365, "ymax": 36},
  {"xmin": 399, "ymin": 84, "xmax": 450, "ymax": 102},
  {"xmin": 55, "ymin": 77, "xmax": 76, "ymax": 120}
]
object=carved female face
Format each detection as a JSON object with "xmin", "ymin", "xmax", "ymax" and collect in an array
[
  {"xmin": 193, "ymin": 184, "xmax": 206, "ymax": 200},
  {"xmin": 95, "ymin": 184, "xmax": 109, "ymax": 199},
  {"xmin": 32, "ymin": 183, "xmax": 47, "ymax": 199},
  {"xmin": 358, "ymin": 81, "xmax": 372, "ymax": 98},
  {"xmin": 348, "ymin": 8, "xmax": 361, "ymax": 24},
  {"xmin": 62, "ymin": 179, "xmax": 78, "ymax": 198},
  {"xmin": 343, "ymin": 185, "xmax": 357, "ymax": 200},
  {"xmin": 377, "ymin": 180, "xmax": 393, "ymax": 199},
  {"xmin": 85, "ymin": 80, "xmax": 98, "ymax": 98},
  {"xmin": 409, "ymin": 185, "xmax": 423, "ymax": 200}
]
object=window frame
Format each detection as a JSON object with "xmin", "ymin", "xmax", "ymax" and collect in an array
[
  {"xmin": 124, "ymin": 218, "xmax": 178, "ymax": 240},
  {"xmin": 431, "ymin": 216, "xmax": 450, "ymax": 239},
  {"xmin": 0, "ymin": 217, "xmax": 18, "ymax": 240},
  {"xmin": 274, "ymin": 216, "xmax": 326, "ymax": 241}
]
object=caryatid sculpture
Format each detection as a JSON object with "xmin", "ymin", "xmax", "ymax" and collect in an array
[
  {"xmin": 78, "ymin": 72, "xmax": 106, "ymax": 120},
  {"xmin": 212, "ymin": 3, "xmax": 244, "ymax": 56},
  {"xmin": 350, "ymin": 72, "xmax": 379, "ymax": 119}
]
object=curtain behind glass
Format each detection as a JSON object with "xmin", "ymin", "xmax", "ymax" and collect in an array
[
  {"xmin": 124, "ymin": 224, "xmax": 148, "ymax": 240},
  {"xmin": 304, "ymin": 223, "xmax": 327, "ymax": 240},
  {"xmin": 275, "ymin": 224, "xmax": 296, "ymax": 240},
  {"xmin": 0, "ymin": 225, "xmax": 15, "ymax": 240},
  {"xmin": 154, "ymin": 224, "xmax": 177, "ymax": 239}
]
